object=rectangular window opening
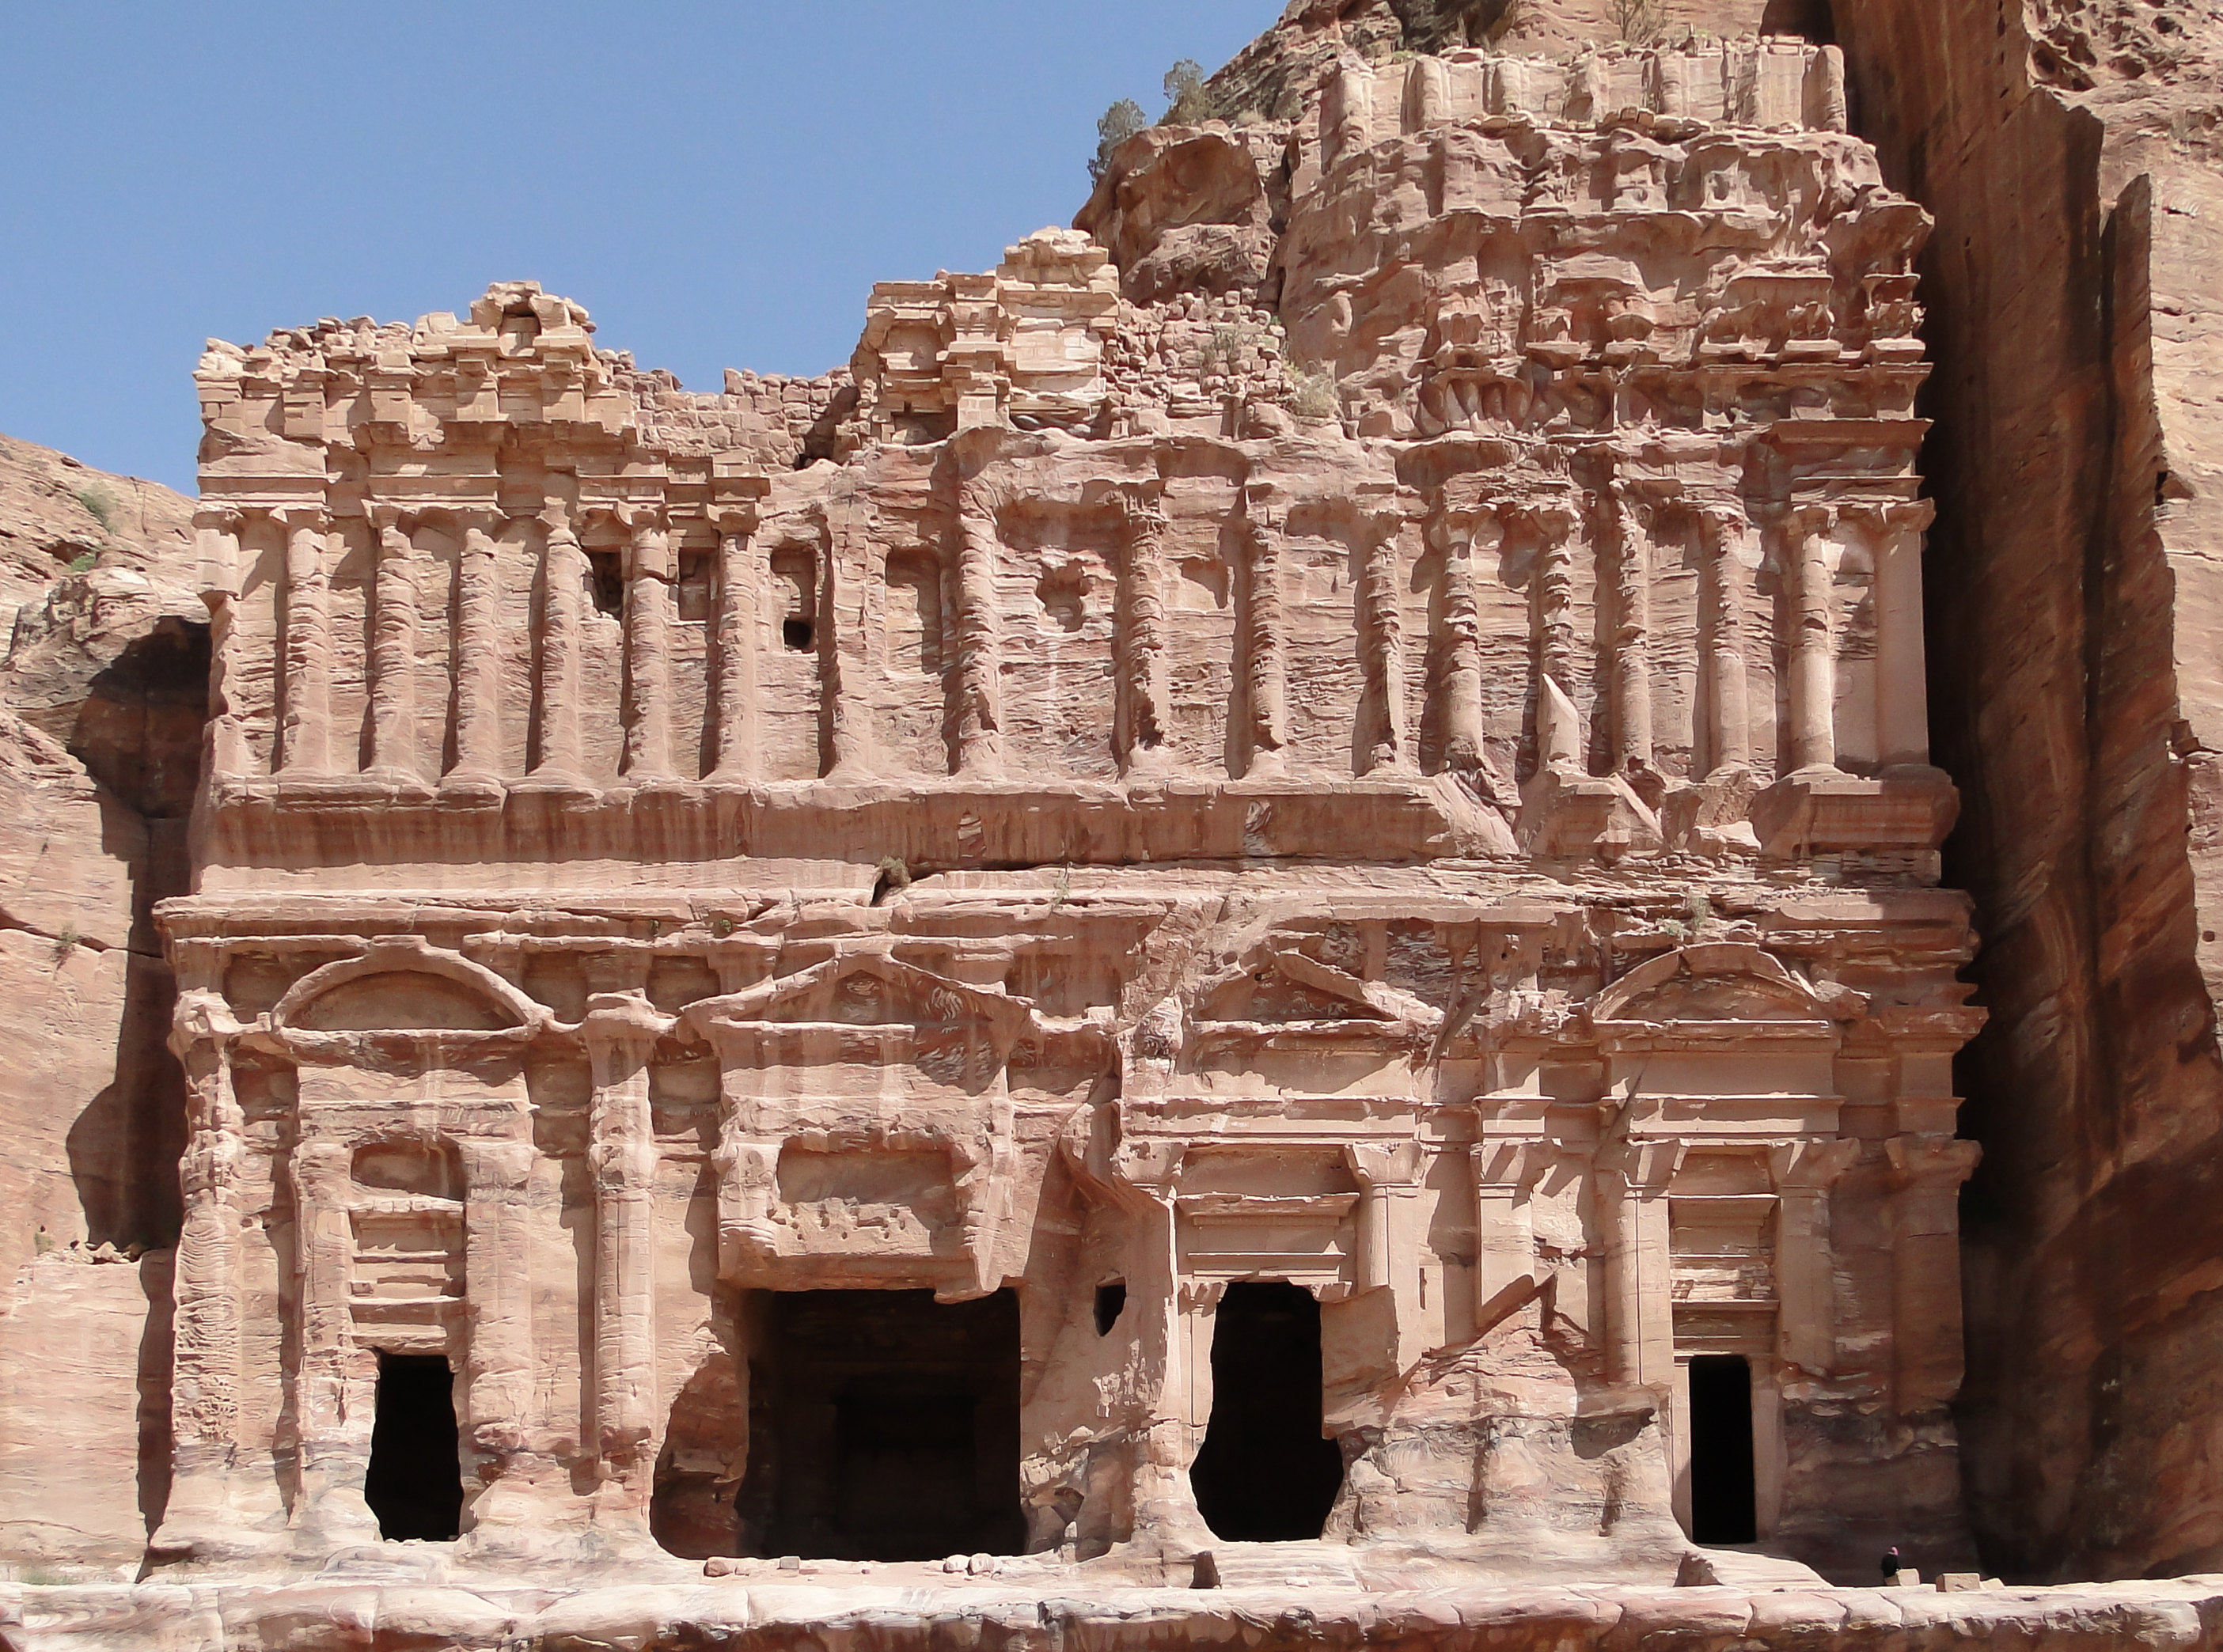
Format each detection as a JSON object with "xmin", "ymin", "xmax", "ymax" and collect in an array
[{"xmin": 364, "ymin": 1351, "xmax": 462, "ymax": 1542}]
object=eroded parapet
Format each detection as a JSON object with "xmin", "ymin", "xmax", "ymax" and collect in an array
[{"xmin": 1319, "ymin": 39, "xmax": 1849, "ymax": 171}]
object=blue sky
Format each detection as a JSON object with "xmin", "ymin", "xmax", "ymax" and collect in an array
[{"xmin": 2, "ymin": 4, "xmax": 1269, "ymax": 494}]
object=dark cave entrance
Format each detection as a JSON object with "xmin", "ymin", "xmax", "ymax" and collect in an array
[
  {"xmin": 739, "ymin": 1288, "xmax": 1023, "ymax": 1562},
  {"xmin": 363, "ymin": 1351, "xmax": 463, "ymax": 1542},
  {"xmin": 1189, "ymin": 1280, "xmax": 1345, "ymax": 1541},
  {"xmin": 1688, "ymin": 1355, "xmax": 1758, "ymax": 1546}
]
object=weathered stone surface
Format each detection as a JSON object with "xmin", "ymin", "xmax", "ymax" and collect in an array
[{"xmin": 0, "ymin": 434, "xmax": 193, "ymax": 648}]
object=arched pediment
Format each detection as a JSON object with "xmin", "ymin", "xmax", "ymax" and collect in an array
[
  {"xmin": 272, "ymin": 938, "xmax": 545, "ymax": 1042},
  {"xmin": 1590, "ymin": 942, "xmax": 1830, "ymax": 1028}
]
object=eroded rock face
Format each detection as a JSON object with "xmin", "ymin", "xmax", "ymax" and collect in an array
[{"xmin": 0, "ymin": 440, "xmax": 203, "ymax": 1584}]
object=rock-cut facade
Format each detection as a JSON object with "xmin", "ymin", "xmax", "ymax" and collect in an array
[{"xmin": 154, "ymin": 32, "xmax": 1989, "ymax": 1593}]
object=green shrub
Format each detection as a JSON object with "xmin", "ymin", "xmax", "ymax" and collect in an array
[
  {"xmin": 74, "ymin": 485, "xmax": 117, "ymax": 532},
  {"xmin": 1162, "ymin": 59, "xmax": 1222, "ymax": 127},
  {"xmin": 1090, "ymin": 98, "xmax": 1148, "ymax": 182}
]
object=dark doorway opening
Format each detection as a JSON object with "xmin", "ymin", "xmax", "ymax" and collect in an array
[
  {"xmin": 1758, "ymin": 0, "xmax": 1834, "ymax": 43},
  {"xmin": 1189, "ymin": 1281, "xmax": 1344, "ymax": 1540},
  {"xmin": 1688, "ymin": 1355, "xmax": 1758, "ymax": 1544},
  {"xmin": 364, "ymin": 1351, "xmax": 462, "ymax": 1541},
  {"xmin": 782, "ymin": 617, "xmax": 814, "ymax": 651},
  {"xmin": 1094, "ymin": 1280, "xmax": 1127, "ymax": 1336},
  {"xmin": 738, "ymin": 1288, "xmax": 1023, "ymax": 1562}
]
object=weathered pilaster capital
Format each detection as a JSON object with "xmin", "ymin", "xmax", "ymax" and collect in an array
[
  {"xmin": 1512, "ymin": 497, "xmax": 1579, "ymax": 544},
  {"xmin": 710, "ymin": 503, "xmax": 760, "ymax": 540},
  {"xmin": 1768, "ymin": 1136, "xmax": 1861, "ymax": 1192},
  {"xmin": 1345, "ymin": 1140, "xmax": 1426, "ymax": 1188},
  {"xmin": 1885, "ymin": 1132, "xmax": 1982, "ymax": 1190}
]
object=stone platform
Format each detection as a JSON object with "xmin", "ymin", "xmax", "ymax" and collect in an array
[{"xmin": 7, "ymin": 1568, "xmax": 2221, "ymax": 1652}]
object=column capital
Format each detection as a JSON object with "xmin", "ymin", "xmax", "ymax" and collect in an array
[
  {"xmin": 1511, "ymin": 497, "xmax": 1579, "ymax": 542},
  {"xmin": 1600, "ymin": 1138, "xmax": 1686, "ymax": 1189},
  {"xmin": 1885, "ymin": 1132, "xmax": 1981, "ymax": 1189},
  {"xmin": 1840, "ymin": 497, "xmax": 1936, "ymax": 537},
  {"xmin": 710, "ymin": 503, "xmax": 761, "ymax": 538},
  {"xmin": 1787, "ymin": 500, "xmax": 1838, "ymax": 536},
  {"xmin": 1768, "ymin": 1136, "xmax": 1860, "ymax": 1192}
]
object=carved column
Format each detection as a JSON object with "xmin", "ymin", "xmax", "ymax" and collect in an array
[
  {"xmin": 1767, "ymin": 1138, "xmax": 1859, "ymax": 1376},
  {"xmin": 450, "ymin": 510, "xmax": 506, "ymax": 787},
  {"xmin": 1607, "ymin": 488, "xmax": 1653, "ymax": 779},
  {"xmin": 533, "ymin": 502, "xmax": 588, "ymax": 785},
  {"xmin": 622, "ymin": 509, "xmax": 677, "ymax": 782},
  {"xmin": 192, "ymin": 506, "xmax": 250, "ymax": 780},
  {"xmin": 707, "ymin": 506, "xmax": 762, "ymax": 782},
  {"xmin": 366, "ymin": 508, "xmax": 421, "ymax": 781},
  {"xmin": 581, "ymin": 988, "xmax": 663, "ymax": 1527},
  {"xmin": 1241, "ymin": 483, "xmax": 1288, "ymax": 779},
  {"xmin": 458, "ymin": 1138, "xmax": 537, "ymax": 1525},
  {"xmin": 1116, "ymin": 482, "xmax": 1173, "ymax": 775},
  {"xmin": 1525, "ymin": 502, "xmax": 1582, "ymax": 772},
  {"xmin": 278, "ymin": 506, "xmax": 332, "ymax": 777},
  {"xmin": 292, "ymin": 1135, "xmax": 378, "ymax": 1543},
  {"xmin": 1359, "ymin": 507, "xmax": 1409, "ymax": 774},
  {"xmin": 1698, "ymin": 503, "xmax": 1755, "ymax": 774},
  {"xmin": 1866, "ymin": 499, "xmax": 1937, "ymax": 767},
  {"xmin": 953, "ymin": 479, "xmax": 1004, "ymax": 777},
  {"xmin": 153, "ymin": 1015, "xmax": 245, "ymax": 1554},
  {"xmin": 1786, "ymin": 505, "xmax": 1839, "ymax": 773},
  {"xmin": 1886, "ymin": 1135, "xmax": 1982, "ymax": 1419},
  {"xmin": 1436, "ymin": 506, "xmax": 1493, "ymax": 774},
  {"xmin": 1600, "ymin": 1140, "xmax": 1681, "ymax": 1389}
]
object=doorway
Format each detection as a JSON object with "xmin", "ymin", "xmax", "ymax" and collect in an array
[
  {"xmin": 363, "ymin": 1351, "xmax": 462, "ymax": 1541},
  {"xmin": 740, "ymin": 1288, "xmax": 1022, "ymax": 1561},
  {"xmin": 1687, "ymin": 1354, "xmax": 1758, "ymax": 1544},
  {"xmin": 1189, "ymin": 1281, "xmax": 1345, "ymax": 1540}
]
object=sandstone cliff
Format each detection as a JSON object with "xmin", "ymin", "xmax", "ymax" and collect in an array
[
  {"xmin": 1812, "ymin": 0, "xmax": 2223, "ymax": 1585},
  {"xmin": 0, "ymin": 441, "xmax": 199, "ymax": 1580}
]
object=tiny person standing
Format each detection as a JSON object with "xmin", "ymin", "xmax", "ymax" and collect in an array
[{"xmin": 1880, "ymin": 1545, "xmax": 1903, "ymax": 1584}]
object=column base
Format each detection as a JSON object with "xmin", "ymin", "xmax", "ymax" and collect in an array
[
  {"xmin": 1750, "ymin": 763, "xmax": 1958, "ymax": 858},
  {"xmin": 1516, "ymin": 765, "xmax": 1662, "ymax": 862}
]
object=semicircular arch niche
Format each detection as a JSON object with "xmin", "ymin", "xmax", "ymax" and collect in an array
[{"xmin": 295, "ymin": 971, "xmax": 521, "ymax": 1033}]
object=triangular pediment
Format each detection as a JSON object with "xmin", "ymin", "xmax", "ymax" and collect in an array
[
  {"xmin": 682, "ymin": 955, "xmax": 1034, "ymax": 1039},
  {"xmin": 1197, "ymin": 948, "xmax": 1398, "ymax": 1027}
]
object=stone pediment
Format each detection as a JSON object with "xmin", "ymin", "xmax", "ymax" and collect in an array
[
  {"xmin": 260, "ymin": 937, "xmax": 549, "ymax": 1062},
  {"xmin": 681, "ymin": 953, "xmax": 1045, "ymax": 1062},
  {"xmin": 1590, "ymin": 943, "xmax": 1846, "ymax": 1038}
]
